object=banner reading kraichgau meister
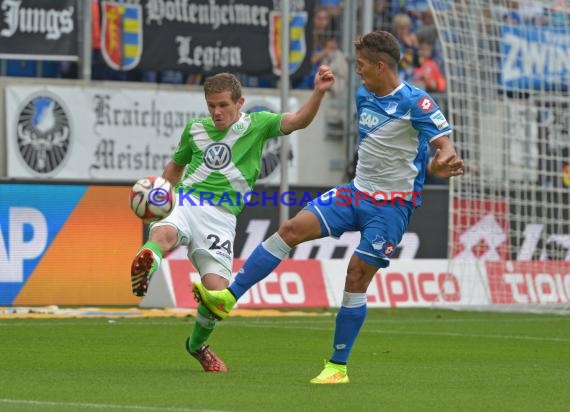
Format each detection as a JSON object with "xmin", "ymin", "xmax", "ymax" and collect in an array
[{"xmin": 99, "ymin": 0, "xmax": 314, "ymax": 78}]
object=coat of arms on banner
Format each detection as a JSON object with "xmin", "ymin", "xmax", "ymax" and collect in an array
[
  {"xmin": 101, "ymin": 1, "xmax": 143, "ymax": 71},
  {"xmin": 269, "ymin": 11, "xmax": 308, "ymax": 76}
]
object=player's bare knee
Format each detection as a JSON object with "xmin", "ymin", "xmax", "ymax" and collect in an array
[
  {"xmin": 277, "ymin": 212, "xmax": 321, "ymax": 246},
  {"xmin": 277, "ymin": 219, "xmax": 302, "ymax": 246},
  {"xmin": 345, "ymin": 265, "xmax": 375, "ymax": 293},
  {"xmin": 202, "ymin": 273, "xmax": 230, "ymax": 290},
  {"xmin": 149, "ymin": 226, "xmax": 178, "ymax": 251}
]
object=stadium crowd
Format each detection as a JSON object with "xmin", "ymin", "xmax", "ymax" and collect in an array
[
  {"xmin": 1, "ymin": 0, "xmax": 449, "ymax": 91},
  {"xmin": 2, "ymin": 0, "xmax": 565, "ymax": 186},
  {"xmin": 2, "ymin": 1, "xmax": 567, "ymax": 89}
]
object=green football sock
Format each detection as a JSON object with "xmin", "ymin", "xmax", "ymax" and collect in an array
[
  {"xmin": 139, "ymin": 241, "xmax": 162, "ymax": 258},
  {"xmin": 189, "ymin": 303, "xmax": 217, "ymax": 352},
  {"xmin": 138, "ymin": 241, "xmax": 162, "ymax": 275}
]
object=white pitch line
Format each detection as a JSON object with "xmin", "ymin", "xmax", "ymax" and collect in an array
[
  {"xmin": 229, "ymin": 317, "xmax": 570, "ymax": 324},
  {"xmin": 1, "ymin": 318, "xmax": 568, "ymax": 342},
  {"xmin": 0, "ymin": 315, "xmax": 567, "ymax": 327},
  {"xmin": 223, "ymin": 322, "xmax": 570, "ymax": 343},
  {"xmin": 0, "ymin": 398, "xmax": 230, "ymax": 412}
]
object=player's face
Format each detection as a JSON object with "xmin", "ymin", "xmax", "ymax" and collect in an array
[
  {"xmin": 206, "ymin": 91, "xmax": 244, "ymax": 130},
  {"xmin": 355, "ymin": 50, "xmax": 382, "ymax": 93}
]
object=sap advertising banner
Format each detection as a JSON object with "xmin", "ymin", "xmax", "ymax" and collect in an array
[
  {"xmin": 0, "ymin": 182, "xmax": 141, "ymax": 306},
  {"xmin": 5, "ymin": 85, "xmax": 298, "ymax": 183}
]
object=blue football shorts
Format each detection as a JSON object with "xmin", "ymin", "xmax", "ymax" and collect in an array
[{"xmin": 304, "ymin": 182, "xmax": 414, "ymax": 268}]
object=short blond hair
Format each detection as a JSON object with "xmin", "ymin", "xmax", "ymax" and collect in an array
[{"xmin": 203, "ymin": 73, "xmax": 242, "ymax": 102}]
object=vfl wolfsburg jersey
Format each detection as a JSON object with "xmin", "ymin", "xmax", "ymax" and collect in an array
[{"xmin": 173, "ymin": 111, "xmax": 283, "ymax": 215}]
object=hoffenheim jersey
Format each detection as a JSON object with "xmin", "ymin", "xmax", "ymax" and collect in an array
[{"xmin": 354, "ymin": 81, "xmax": 452, "ymax": 207}]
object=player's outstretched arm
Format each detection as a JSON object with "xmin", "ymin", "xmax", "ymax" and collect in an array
[
  {"xmin": 429, "ymin": 136, "xmax": 464, "ymax": 179},
  {"xmin": 162, "ymin": 160, "xmax": 186, "ymax": 186},
  {"xmin": 280, "ymin": 65, "xmax": 335, "ymax": 134}
]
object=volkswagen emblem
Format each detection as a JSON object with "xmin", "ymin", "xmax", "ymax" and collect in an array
[{"xmin": 204, "ymin": 142, "xmax": 231, "ymax": 170}]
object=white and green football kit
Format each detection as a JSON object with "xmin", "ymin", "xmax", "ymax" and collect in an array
[
  {"xmin": 151, "ymin": 111, "xmax": 284, "ymax": 279},
  {"xmin": 175, "ymin": 111, "xmax": 284, "ymax": 215}
]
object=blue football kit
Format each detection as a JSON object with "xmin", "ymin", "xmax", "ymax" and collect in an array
[
  {"xmin": 193, "ymin": 78, "xmax": 456, "ymax": 377},
  {"xmin": 306, "ymin": 81, "xmax": 452, "ymax": 268}
]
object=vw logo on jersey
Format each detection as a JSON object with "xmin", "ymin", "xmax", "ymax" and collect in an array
[
  {"xmin": 16, "ymin": 94, "xmax": 72, "ymax": 175},
  {"xmin": 359, "ymin": 108, "xmax": 388, "ymax": 132},
  {"xmin": 204, "ymin": 142, "xmax": 232, "ymax": 170}
]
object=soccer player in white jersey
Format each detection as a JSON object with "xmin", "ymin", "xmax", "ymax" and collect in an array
[
  {"xmin": 130, "ymin": 68, "xmax": 335, "ymax": 372},
  {"xmin": 193, "ymin": 31, "xmax": 464, "ymax": 383}
]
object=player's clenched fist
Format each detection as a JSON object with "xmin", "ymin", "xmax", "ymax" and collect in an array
[{"xmin": 315, "ymin": 65, "xmax": 335, "ymax": 91}]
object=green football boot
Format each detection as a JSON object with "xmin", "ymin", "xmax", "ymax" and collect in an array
[
  {"xmin": 310, "ymin": 361, "xmax": 349, "ymax": 384},
  {"xmin": 192, "ymin": 281, "xmax": 237, "ymax": 320}
]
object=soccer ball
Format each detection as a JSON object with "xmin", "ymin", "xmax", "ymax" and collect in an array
[{"xmin": 129, "ymin": 176, "xmax": 175, "ymax": 223}]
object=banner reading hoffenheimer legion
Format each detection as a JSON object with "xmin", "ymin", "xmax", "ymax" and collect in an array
[{"xmin": 98, "ymin": 0, "xmax": 314, "ymax": 78}]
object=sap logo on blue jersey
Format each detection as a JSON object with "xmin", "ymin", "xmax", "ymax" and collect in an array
[
  {"xmin": 430, "ymin": 110, "xmax": 449, "ymax": 130},
  {"xmin": 359, "ymin": 108, "xmax": 388, "ymax": 131}
]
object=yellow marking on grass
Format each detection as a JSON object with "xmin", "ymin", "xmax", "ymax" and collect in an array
[{"xmin": 0, "ymin": 306, "xmax": 331, "ymax": 319}]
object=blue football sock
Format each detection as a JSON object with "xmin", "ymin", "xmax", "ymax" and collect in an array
[
  {"xmin": 330, "ymin": 303, "xmax": 367, "ymax": 364},
  {"xmin": 229, "ymin": 234, "xmax": 291, "ymax": 299}
]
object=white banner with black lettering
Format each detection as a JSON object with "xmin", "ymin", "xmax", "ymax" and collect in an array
[{"xmin": 5, "ymin": 85, "xmax": 298, "ymax": 183}]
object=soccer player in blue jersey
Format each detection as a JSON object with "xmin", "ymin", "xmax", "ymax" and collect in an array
[{"xmin": 193, "ymin": 31, "xmax": 464, "ymax": 383}]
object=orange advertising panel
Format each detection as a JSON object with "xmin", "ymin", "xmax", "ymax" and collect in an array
[{"xmin": 0, "ymin": 184, "xmax": 142, "ymax": 306}]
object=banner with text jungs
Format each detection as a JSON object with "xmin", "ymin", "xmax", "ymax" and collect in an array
[{"xmin": 0, "ymin": 0, "xmax": 79, "ymax": 60}]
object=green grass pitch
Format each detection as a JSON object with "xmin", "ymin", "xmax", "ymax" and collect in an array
[{"xmin": 1, "ymin": 309, "xmax": 569, "ymax": 412}]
